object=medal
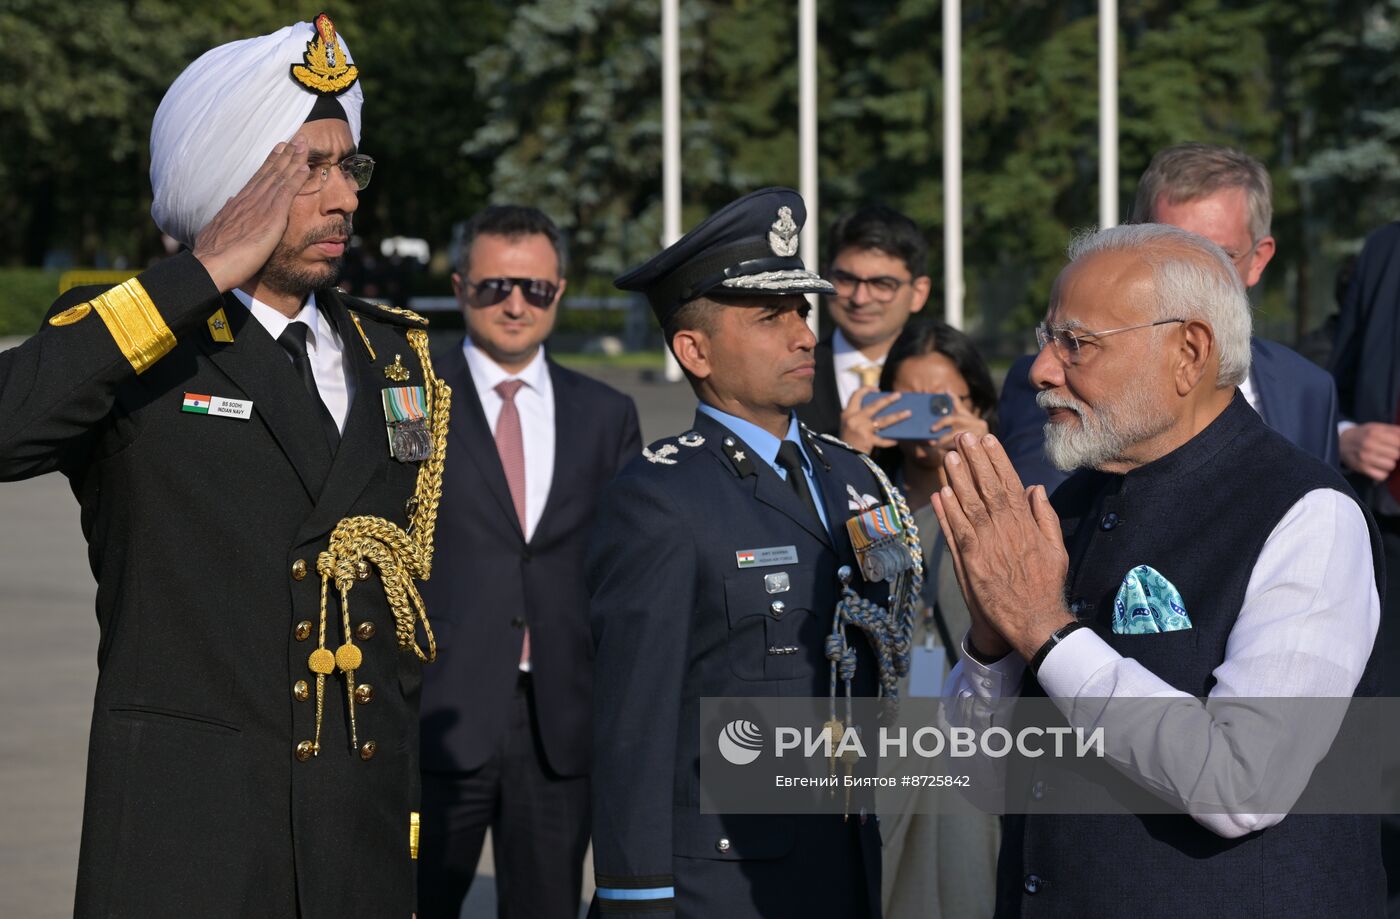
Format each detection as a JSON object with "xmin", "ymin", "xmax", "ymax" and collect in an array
[{"xmin": 381, "ymin": 386, "xmax": 431, "ymax": 462}]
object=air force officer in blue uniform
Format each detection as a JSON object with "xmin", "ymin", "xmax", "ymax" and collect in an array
[{"xmin": 587, "ymin": 189, "xmax": 910, "ymax": 917}]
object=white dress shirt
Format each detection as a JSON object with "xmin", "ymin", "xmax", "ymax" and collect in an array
[
  {"xmin": 944, "ymin": 487, "xmax": 1379, "ymax": 838},
  {"xmin": 231, "ymin": 289, "xmax": 352, "ymax": 433},
  {"xmin": 831, "ymin": 328, "xmax": 887, "ymax": 411},
  {"xmin": 463, "ymin": 339, "xmax": 555, "ymax": 542}
]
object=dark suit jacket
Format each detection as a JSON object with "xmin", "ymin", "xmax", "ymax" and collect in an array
[
  {"xmin": 0, "ymin": 253, "xmax": 437, "ymax": 918},
  {"xmin": 1000, "ymin": 338, "xmax": 1341, "ymax": 493},
  {"xmin": 419, "ymin": 343, "xmax": 640, "ymax": 778},
  {"xmin": 1332, "ymin": 221, "xmax": 1400, "ymax": 515},
  {"xmin": 795, "ymin": 335, "xmax": 843, "ymax": 436}
]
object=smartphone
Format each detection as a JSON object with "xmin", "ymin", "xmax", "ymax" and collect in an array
[{"xmin": 860, "ymin": 391, "xmax": 955, "ymax": 440}]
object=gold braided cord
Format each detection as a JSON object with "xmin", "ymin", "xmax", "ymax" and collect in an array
[{"xmin": 310, "ymin": 328, "xmax": 450, "ymax": 754}]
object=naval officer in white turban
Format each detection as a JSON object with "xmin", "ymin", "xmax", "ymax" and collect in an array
[{"xmin": 0, "ymin": 15, "xmax": 449, "ymax": 918}]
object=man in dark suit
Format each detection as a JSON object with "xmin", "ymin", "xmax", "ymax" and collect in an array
[
  {"xmin": 796, "ymin": 205, "xmax": 932, "ymax": 452},
  {"xmin": 589, "ymin": 188, "xmax": 921, "ymax": 917},
  {"xmin": 417, "ymin": 205, "xmax": 640, "ymax": 918},
  {"xmin": 1001, "ymin": 143, "xmax": 1340, "ymax": 491},
  {"xmin": 1331, "ymin": 220, "xmax": 1400, "ymax": 915},
  {"xmin": 0, "ymin": 19, "xmax": 448, "ymax": 918}
]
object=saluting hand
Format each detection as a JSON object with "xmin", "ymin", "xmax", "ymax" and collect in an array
[
  {"xmin": 931, "ymin": 432, "xmax": 1072, "ymax": 662},
  {"xmin": 192, "ymin": 137, "xmax": 310, "ymax": 292}
]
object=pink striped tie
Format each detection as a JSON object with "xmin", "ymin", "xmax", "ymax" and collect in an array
[{"xmin": 495, "ymin": 380, "xmax": 530, "ymax": 668}]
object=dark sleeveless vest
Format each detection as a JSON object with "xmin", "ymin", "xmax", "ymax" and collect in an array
[{"xmin": 995, "ymin": 396, "xmax": 1385, "ymax": 919}]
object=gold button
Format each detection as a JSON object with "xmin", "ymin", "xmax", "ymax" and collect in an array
[
  {"xmin": 295, "ymin": 740, "xmax": 314, "ymax": 762},
  {"xmin": 294, "ymin": 620, "xmax": 313, "ymax": 641},
  {"xmin": 293, "ymin": 680, "xmax": 309, "ymax": 702},
  {"xmin": 291, "ymin": 559, "xmax": 307, "ymax": 581},
  {"xmin": 355, "ymin": 621, "xmax": 375, "ymax": 641},
  {"xmin": 354, "ymin": 684, "xmax": 374, "ymax": 705},
  {"xmin": 359, "ymin": 740, "xmax": 377, "ymax": 761}
]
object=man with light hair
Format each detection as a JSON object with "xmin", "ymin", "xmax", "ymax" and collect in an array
[
  {"xmin": 937, "ymin": 223, "xmax": 1384, "ymax": 916},
  {"xmin": 0, "ymin": 16, "xmax": 447, "ymax": 917},
  {"xmin": 1000, "ymin": 143, "xmax": 1340, "ymax": 491}
]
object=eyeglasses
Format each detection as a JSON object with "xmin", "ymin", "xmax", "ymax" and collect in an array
[
  {"xmin": 827, "ymin": 269, "xmax": 912, "ymax": 303},
  {"xmin": 1035, "ymin": 318, "xmax": 1185, "ymax": 362},
  {"xmin": 464, "ymin": 277, "xmax": 560, "ymax": 309},
  {"xmin": 299, "ymin": 154, "xmax": 375, "ymax": 194}
]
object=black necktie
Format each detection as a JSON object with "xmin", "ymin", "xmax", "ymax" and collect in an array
[
  {"xmin": 775, "ymin": 440, "xmax": 824, "ymax": 532},
  {"xmin": 276, "ymin": 321, "xmax": 340, "ymax": 452}
]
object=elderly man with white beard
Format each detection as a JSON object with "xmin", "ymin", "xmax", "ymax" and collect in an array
[{"xmin": 932, "ymin": 223, "xmax": 1386, "ymax": 917}]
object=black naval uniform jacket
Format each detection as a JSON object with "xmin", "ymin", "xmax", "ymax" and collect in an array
[
  {"xmin": 0, "ymin": 253, "xmax": 435, "ymax": 918},
  {"xmin": 587, "ymin": 409, "xmax": 889, "ymax": 919}
]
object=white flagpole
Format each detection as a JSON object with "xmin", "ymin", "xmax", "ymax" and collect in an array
[
  {"xmin": 1099, "ymin": 0, "xmax": 1119, "ymax": 229},
  {"xmin": 662, "ymin": 0, "xmax": 683, "ymax": 381},
  {"xmin": 943, "ymin": 0, "xmax": 964, "ymax": 329},
  {"xmin": 799, "ymin": 0, "xmax": 820, "ymax": 336}
]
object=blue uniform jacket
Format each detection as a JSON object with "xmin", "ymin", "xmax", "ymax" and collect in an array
[{"xmin": 586, "ymin": 409, "xmax": 891, "ymax": 918}]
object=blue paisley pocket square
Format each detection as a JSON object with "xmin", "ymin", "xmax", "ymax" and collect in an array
[{"xmin": 1112, "ymin": 565, "xmax": 1193, "ymax": 635}]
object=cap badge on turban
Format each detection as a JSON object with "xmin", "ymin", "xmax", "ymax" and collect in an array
[
  {"xmin": 290, "ymin": 13, "xmax": 359, "ymax": 95},
  {"xmin": 768, "ymin": 206, "xmax": 800, "ymax": 257}
]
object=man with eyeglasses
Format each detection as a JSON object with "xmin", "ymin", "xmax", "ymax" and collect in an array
[
  {"xmin": 1000, "ymin": 143, "xmax": 1341, "ymax": 491},
  {"xmin": 937, "ymin": 223, "xmax": 1383, "ymax": 918},
  {"xmin": 417, "ymin": 205, "xmax": 640, "ymax": 918},
  {"xmin": 795, "ymin": 204, "xmax": 932, "ymax": 452},
  {"xmin": 0, "ymin": 18, "xmax": 451, "ymax": 917}
]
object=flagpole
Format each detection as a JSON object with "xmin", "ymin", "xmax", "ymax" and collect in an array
[
  {"xmin": 662, "ymin": 0, "xmax": 683, "ymax": 381},
  {"xmin": 943, "ymin": 0, "xmax": 964, "ymax": 329},
  {"xmin": 1099, "ymin": 0, "xmax": 1119, "ymax": 229},
  {"xmin": 799, "ymin": 0, "xmax": 820, "ymax": 336}
]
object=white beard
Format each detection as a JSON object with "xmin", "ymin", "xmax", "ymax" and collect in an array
[{"xmin": 1039, "ymin": 386, "xmax": 1175, "ymax": 473}]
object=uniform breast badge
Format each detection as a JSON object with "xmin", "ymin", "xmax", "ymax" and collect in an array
[
  {"xmin": 383, "ymin": 354, "xmax": 410, "ymax": 382},
  {"xmin": 382, "ymin": 386, "xmax": 431, "ymax": 462},
  {"xmin": 845, "ymin": 504, "xmax": 915, "ymax": 583}
]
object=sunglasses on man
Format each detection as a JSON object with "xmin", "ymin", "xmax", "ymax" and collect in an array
[{"xmin": 462, "ymin": 277, "xmax": 560, "ymax": 309}]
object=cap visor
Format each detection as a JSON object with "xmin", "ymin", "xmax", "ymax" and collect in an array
[{"xmin": 717, "ymin": 269, "xmax": 835, "ymax": 296}]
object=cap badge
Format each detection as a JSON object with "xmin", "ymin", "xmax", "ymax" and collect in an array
[
  {"xmin": 768, "ymin": 206, "xmax": 799, "ymax": 257},
  {"xmin": 290, "ymin": 13, "xmax": 360, "ymax": 96}
]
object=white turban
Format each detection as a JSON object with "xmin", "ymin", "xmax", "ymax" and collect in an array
[{"xmin": 150, "ymin": 19, "xmax": 364, "ymax": 247}]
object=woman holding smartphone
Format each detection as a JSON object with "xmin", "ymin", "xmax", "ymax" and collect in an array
[{"xmin": 875, "ymin": 316, "xmax": 1001, "ymax": 918}]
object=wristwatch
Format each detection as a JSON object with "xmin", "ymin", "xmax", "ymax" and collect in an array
[{"xmin": 1028, "ymin": 620, "xmax": 1085, "ymax": 675}]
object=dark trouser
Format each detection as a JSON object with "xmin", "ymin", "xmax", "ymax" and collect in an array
[
  {"xmin": 418, "ymin": 674, "xmax": 590, "ymax": 919},
  {"xmin": 1381, "ymin": 518, "xmax": 1400, "ymax": 918}
]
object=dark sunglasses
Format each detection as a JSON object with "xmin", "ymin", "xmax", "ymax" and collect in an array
[{"xmin": 464, "ymin": 277, "xmax": 559, "ymax": 309}]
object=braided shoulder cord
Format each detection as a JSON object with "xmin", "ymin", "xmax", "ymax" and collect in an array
[
  {"xmin": 308, "ymin": 328, "xmax": 450, "ymax": 755},
  {"xmin": 818, "ymin": 434, "xmax": 923, "ymax": 710}
]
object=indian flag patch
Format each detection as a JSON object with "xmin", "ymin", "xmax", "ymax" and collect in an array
[
  {"xmin": 181, "ymin": 392, "xmax": 252, "ymax": 421},
  {"xmin": 736, "ymin": 550, "xmax": 757, "ymax": 568}
]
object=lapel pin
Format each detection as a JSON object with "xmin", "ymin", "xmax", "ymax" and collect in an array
[{"xmin": 207, "ymin": 308, "xmax": 235, "ymax": 343}]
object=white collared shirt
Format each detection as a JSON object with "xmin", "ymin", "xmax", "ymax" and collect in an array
[
  {"xmin": 831, "ymin": 327, "xmax": 887, "ymax": 410},
  {"xmin": 463, "ymin": 339, "xmax": 555, "ymax": 542},
  {"xmin": 944, "ymin": 487, "xmax": 1379, "ymax": 838},
  {"xmin": 231, "ymin": 289, "xmax": 352, "ymax": 433}
]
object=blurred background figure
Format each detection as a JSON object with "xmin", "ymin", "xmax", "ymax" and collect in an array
[
  {"xmin": 873, "ymin": 317, "xmax": 1000, "ymax": 919},
  {"xmin": 999, "ymin": 143, "xmax": 1340, "ymax": 491},
  {"xmin": 417, "ymin": 205, "xmax": 640, "ymax": 919},
  {"xmin": 1331, "ymin": 218, "xmax": 1400, "ymax": 916},
  {"xmin": 798, "ymin": 205, "xmax": 931, "ymax": 452}
]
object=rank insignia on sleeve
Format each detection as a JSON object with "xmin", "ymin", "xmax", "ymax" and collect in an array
[
  {"xmin": 49, "ymin": 303, "xmax": 91, "ymax": 326},
  {"xmin": 290, "ymin": 13, "xmax": 359, "ymax": 96},
  {"xmin": 382, "ymin": 386, "xmax": 430, "ymax": 462}
]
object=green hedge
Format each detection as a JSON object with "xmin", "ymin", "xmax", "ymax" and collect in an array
[{"xmin": 0, "ymin": 269, "xmax": 62, "ymax": 337}]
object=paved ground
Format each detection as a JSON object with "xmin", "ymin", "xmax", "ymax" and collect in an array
[{"xmin": 0, "ymin": 359, "xmax": 696, "ymax": 918}]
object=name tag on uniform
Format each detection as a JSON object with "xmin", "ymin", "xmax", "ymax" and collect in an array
[
  {"xmin": 181, "ymin": 392, "xmax": 252, "ymax": 421},
  {"xmin": 736, "ymin": 545, "xmax": 798, "ymax": 569}
]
